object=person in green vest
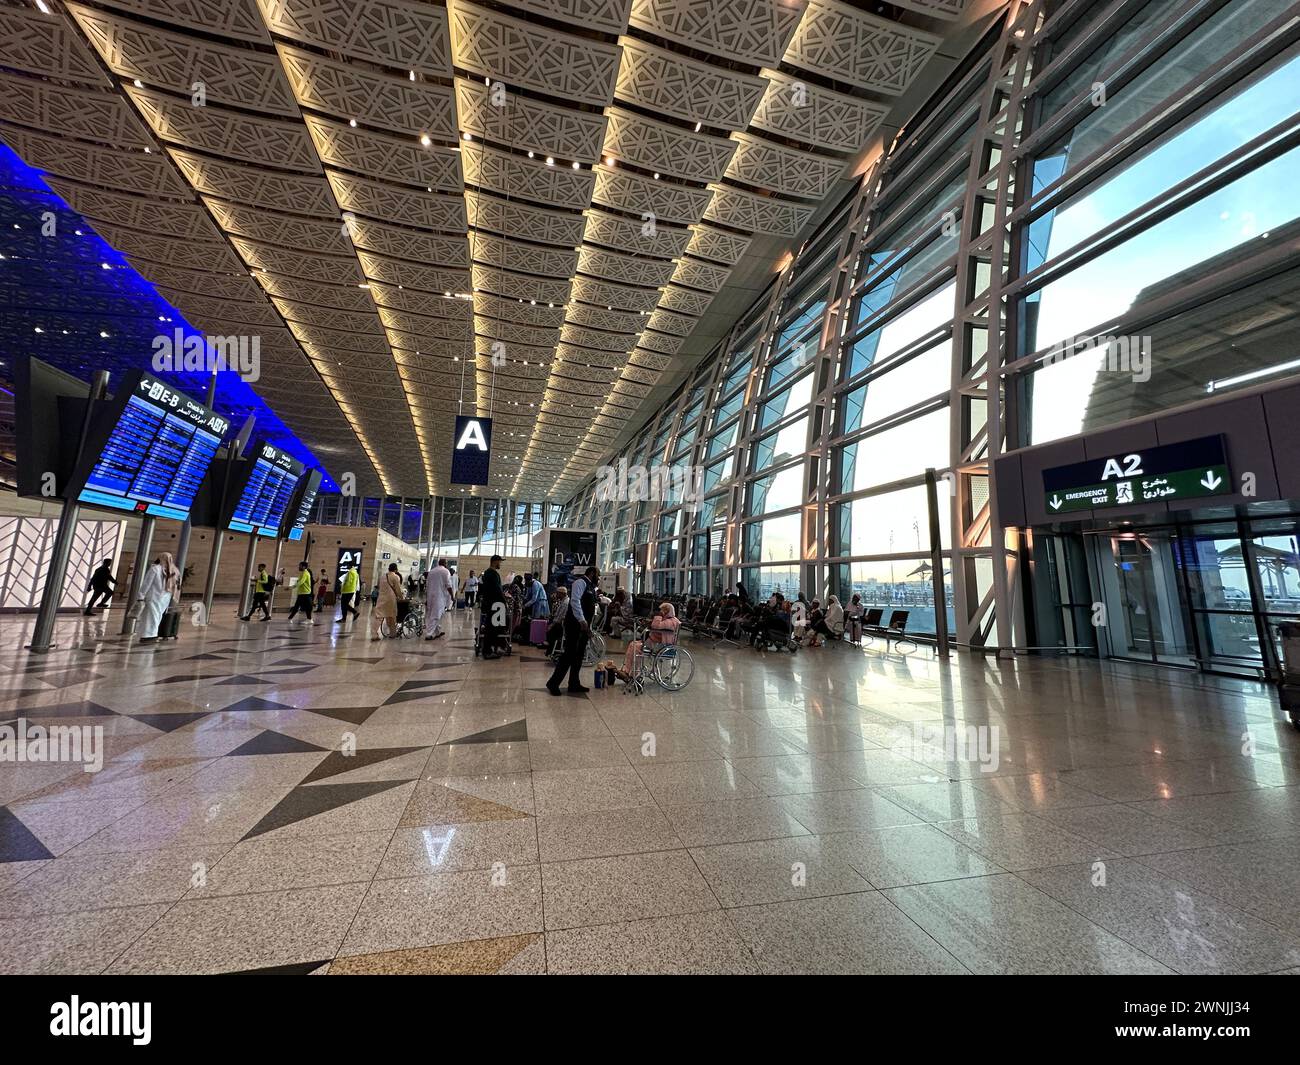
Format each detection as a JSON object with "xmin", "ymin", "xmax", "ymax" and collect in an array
[
  {"xmin": 337, "ymin": 562, "xmax": 361, "ymax": 624},
  {"xmin": 286, "ymin": 560, "xmax": 315, "ymax": 626},
  {"xmin": 239, "ymin": 563, "xmax": 275, "ymax": 621}
]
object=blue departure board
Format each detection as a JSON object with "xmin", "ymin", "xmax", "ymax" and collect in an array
[
  {"xmin": 77, "ymin": 373, "xmax": 228, "ymax": 521},
  {"xmin": 228, "ymin": 442, "xmax": 304, "ymax": 537},
  {"xmin": 283, "ymin": 468, "xmax": 322, "ymax": 542}
]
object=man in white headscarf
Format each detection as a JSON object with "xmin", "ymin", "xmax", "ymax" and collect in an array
[{"xmin": 424, "ymin": 557, "xmax": 453, "ymax": 641}]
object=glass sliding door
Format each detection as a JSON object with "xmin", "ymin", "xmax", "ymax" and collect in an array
[
  {"xmin": 1179, "ymin": 526, "xmax": 1267, "ymax": 673},
  {"xmin": 1091, "ymin": 531, "xmax": 1195, "ymax": 667}
]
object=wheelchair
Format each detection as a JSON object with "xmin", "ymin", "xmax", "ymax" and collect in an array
[
  {"xmin": 546, "ymin": 605, "xmax": 607, "ymax": 667},
  {"xmin": 381, "ymin": 600, "xmax": 424, "ymax": 639},
  {"xmin": 622, "ymin": 622, "xmax": 695, "ymax": 696}
]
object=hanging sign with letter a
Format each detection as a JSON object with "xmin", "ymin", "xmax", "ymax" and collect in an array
[{"xmin": 451, "ymin": 415, "xmax": 492, "ymax": 486}]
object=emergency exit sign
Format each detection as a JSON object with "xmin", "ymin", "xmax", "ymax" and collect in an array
[{"xmin": 1042, "ymin": 435, "xmax": 1232, "ymax": 514}]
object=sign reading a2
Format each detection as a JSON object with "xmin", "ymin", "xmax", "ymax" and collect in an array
[{"xmin": 1100, "ymin": 454, "xmax": 1143, "ymax": 480}]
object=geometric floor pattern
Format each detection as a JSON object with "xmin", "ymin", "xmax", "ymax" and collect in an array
[{"xmin": 2, "ymin": 603, "xmax": 1300, "ymax": 974}]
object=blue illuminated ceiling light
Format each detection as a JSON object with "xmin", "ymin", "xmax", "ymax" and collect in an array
[{"xmin": 0, "ymin": 143, "xmax": 336, "ymax": 491}]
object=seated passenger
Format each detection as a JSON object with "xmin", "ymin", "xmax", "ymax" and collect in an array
[
  {"xmin": 619, "ymin": 602, "xmax": 680, "ymax": 679},
  {"xmin": 805, "ymin": 600, "xmax": 826, "ymax": 646},
  {"xmin": 606, "ymin": 588, "xmax": 634, "ymax": 638},
  {"xmin": 812, "ymin": 595, "xmax": 845, "ymax": 645},
  {"xmin": 845, "ymin": 594, "xmax": 864, "ymax": 645}
]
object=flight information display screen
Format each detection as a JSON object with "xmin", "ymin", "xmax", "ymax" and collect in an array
[
  {"xmin": 284, "ymin": 468, "xmax": 322, "ymax": 542},
  {"xmin": 228, "ymin": 442, "xmax": 305, "ymax": 537},
  {"xmin": 77, "ymin": 373, "xmax": 229, "ymax": 522}
]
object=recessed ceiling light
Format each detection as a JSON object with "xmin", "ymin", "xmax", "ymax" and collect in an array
[
  {"xmin": 653, "ymin": 173, "xmax": 660, "ymax": 180},
  {"xmin": 33, "ymin": 326, "xmax": 43, "ymax": 334},
  {"xmin": 99, "ymin": 330, "xmax": 109, "ymax": 338},
  {"xmin": 571, "ymin": 161, "xmax": 580, "ymax": 170},
  {"xmin": 133, "ymin": 78, "xmax": 143, "ymax": 88},
  {"xmin": 463, "ymin": 132, "xmax": 472, "ymax": 141},
  {"xmin": 545, "ymin": 157, "xmax": 554, "ymax": 166},
  {"xmin": 349, "ymin": 118, "xmax": 357, "ymax": 127},
  {"xmin": 420, "ymin": 134, "xmax": 431, "ymax": 146},
  {"xmin": 694, "ymin": 121, "xmax": 702, "ymax": 132},
  {"xmin": 527, "ymin": 151, "xmax": 534, "ymax": 159}
]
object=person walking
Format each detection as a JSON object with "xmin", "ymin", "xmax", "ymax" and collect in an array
[
  {"xmin": 240, "ymin": 563, "xmax": 274, "ymax": 621},
  {"xmin": 547, "ymin": 564, "xmax": 599, "ymax": 696},
  {"xmin": 448, "ymin": 565, "xmax": 460, "ymax": 609},
  {"xmin": 464, "ymin": 570, "xmax": 479, "ymax": 608},
  {"xmin": 84, "ymin": 558, "xmax": 117, "ymax": 615},
  {"xmin": 424, "ymin": 557, "xmax": 453, "ymax": 641},
  {"xmin": 336, "ymin": 562, "xmax": 361, "ymax": 623},
  {"xmin": 373, "ymin": 562, "xmax": 404, "ymax": 639},
  {"xmin": 135, "ymin": 552, "xmax": 180, "ymax": 642},
  {"xmin": 479, "ymin": 555, "xmax": 505, "ymax": 658},
  {"xmin": 315, "ymin": 568, "xmax": 330, "ymax": 613},
  {"xmin": 286, "ymin": 561, "xmax": 315, "ymax": 625}
]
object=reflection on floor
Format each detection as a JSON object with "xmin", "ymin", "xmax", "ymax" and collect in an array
[{"xmin": 2, "ymin": 603, "xmax": 1300, "ymax": 975}]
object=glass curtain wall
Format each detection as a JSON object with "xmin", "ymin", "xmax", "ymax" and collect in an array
[
  {"xmin": 561, "ymin": 0, "xmax": 1300, "ymax": 648},
  {"xmin": 1011, "ymin": 0, "xmax": 1300, "ymax": 442},
  {"xmin": 312, "ymin": 494, "xmax": 553, "ymax": 562}
]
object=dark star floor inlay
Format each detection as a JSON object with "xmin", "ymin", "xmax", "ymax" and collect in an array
[
  {"xmin": 242, "ymin": 779, "xmax": 410, "ymax": 839},
  {"xmin": 302, "ymin": 705, "xmax": 380, "ymax": 726},
  {"xmin": 12, "ymin": 701, "xmax": 117, "ymax": 719},
  {"xmin": 229, "ymin": 731, "xmax": 328, "ymax": 756},
  {"xmin": 439, "ymin": 719, "xmax": 528, "ymax": 745},
  {"xmin": 212, "ymin": 673, "xmax": 272, "ymax": 686},
  {"xmin": 223, "ymin": 959, "xmax": 332, "ymax": 975},
  {"xmin": 128, "ymin": 712, "xmax": 212, "ymax": 733},
  {"xmin": 219, "ymin": 696, "xmax": 297, "ymax": 713},
  {"xmin": 300, "ymin": 746, "xmax": 428, "ymax": 784},
  {"xmin": 0, "ymin": 807, "xmax": 55, "ymax": 863}
]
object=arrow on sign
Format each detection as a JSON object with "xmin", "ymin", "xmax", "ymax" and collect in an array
[
  {"xmin": 1049, "ymin": 495, "xmax": 1063, "ymax": 510},
  {"xmin": 1200, "ymin": 471, "xmax": 1222, "ymax": 491}
]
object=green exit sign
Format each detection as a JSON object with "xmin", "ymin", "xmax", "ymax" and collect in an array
[{"xmin": 1042, "ymin": 436, "xmax": 1232, "ymax": 515}]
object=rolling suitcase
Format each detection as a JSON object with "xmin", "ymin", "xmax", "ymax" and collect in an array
[
  {"xmin": 529, "ymin": 618, "xmax": 549, "ymax": 646},
  {"xmin": 160, "ymin": 609, "xmax": 181, "ymax": 639}
]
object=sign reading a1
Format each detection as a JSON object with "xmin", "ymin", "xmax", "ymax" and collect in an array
[
  {"xmin": 451, "ymin": 415, "xmax": 492, "ymax": 486},
  {"xmin": 1042, "ymin": 435, "xmax": 1231, "ymax": 515}
]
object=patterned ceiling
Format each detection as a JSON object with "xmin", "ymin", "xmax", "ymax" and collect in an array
[{"xmin": 0, "ymin": 0, "xmax": 971, "ymax": 499}]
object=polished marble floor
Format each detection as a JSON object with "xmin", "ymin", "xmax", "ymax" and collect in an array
[{"xmin": 2, "ymin": 602, "xmax": 1300, "ymax": 975}]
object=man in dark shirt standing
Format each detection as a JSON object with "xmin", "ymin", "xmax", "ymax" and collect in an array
[
  {"xmin": 480, "ymin": 554, "xmax": 506, "ymax": 659},
  {"xmin": 85, "ymin": 558, "xmax": 116, "ymax": 615},
  {"xmin": 547, "ymin": 565, "xmax": 599, "ymax": 696}
]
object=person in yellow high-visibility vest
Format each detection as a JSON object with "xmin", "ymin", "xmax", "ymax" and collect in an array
[
  {"xmin": 239, "ymin": 563, "xmax": 274, "ymax": 621},
  {"xmin": 337, "ymin": 562, "xmax": 361, "ymax": 624},
  {"xmin": 286, "ymin": 561, "xmax": 315, "ymax": 626}
]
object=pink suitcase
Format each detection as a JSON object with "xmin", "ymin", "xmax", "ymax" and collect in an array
[{"xmin": 529, "ymin": 618, "xmax": 549, "ymax": 646}]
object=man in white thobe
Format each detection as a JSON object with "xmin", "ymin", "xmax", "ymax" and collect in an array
[{"xmin": 424, "ymin": 558, "xmax": 453, "ymax": 640}]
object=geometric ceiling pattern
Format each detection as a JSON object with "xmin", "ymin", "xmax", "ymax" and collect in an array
[{"xmin": 0, "ymin": 0, "xmax": 966, "ymax": 499}]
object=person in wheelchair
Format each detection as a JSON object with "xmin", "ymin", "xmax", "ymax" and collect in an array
[{"xmin": 616, "ymin": 602, "xmax": 680, "ymax": 682}]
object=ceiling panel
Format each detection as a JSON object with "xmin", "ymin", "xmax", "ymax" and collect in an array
[{"xmin": 0, "ymin": 0, "xmax": 977, "ymax": 498}]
